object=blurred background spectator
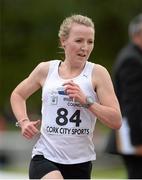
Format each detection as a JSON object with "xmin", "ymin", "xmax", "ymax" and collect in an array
[{"xmin": 106, "ymin": 13, "xmax": 142, "ymax": 179}]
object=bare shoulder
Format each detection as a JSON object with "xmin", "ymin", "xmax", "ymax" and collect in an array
[
  {"xmin": 94, "ymin": 64, "xmax": 109, "ymax": 73},
  {"xmin": 93, "ymin": 64, "xmax": 110, "ymax": 78},
  {"xmin": 35, "ymin": 61, "xmax": 50, "ymax": 74},
  {"xmin": 92, "ymin": 64, "xmax": 112, "ymax": 87},
  {"xmin": 28, "ymin": 61, "xmax": 50, "ymax": 86}
]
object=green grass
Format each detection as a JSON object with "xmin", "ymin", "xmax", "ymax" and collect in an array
[
  {"xmin": 2, "ymin": 166, "xmax": 28, "ymax": 174},
  {"xmin": 92, "ymin": 166, "xmax": 127, "ymax": 179}
]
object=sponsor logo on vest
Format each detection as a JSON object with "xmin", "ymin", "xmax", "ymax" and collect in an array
[
  {"xmin": 63, "ymin": 97, "xmax": 84, "ymax": 107},
  {"xmin": 46, "ymin": 126, "xmax": 89, "ymax": 135}
]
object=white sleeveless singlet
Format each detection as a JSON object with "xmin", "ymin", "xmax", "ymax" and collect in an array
[{"xmin": 32, "ymin": 60, "xmax": 99, "ymax": 164}]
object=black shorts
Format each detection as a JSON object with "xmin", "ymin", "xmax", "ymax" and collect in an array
[{"xmin": 29, "ymin": 155, "xmax": 92, "ymax": 179}]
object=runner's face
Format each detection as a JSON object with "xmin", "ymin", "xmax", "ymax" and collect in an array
[{"xmin": 62, "ymin": 23, "xmax": 94, "ymax": 64}]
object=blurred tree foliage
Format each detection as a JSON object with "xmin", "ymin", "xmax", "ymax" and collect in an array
[{"xmin": 1, "ymin": 0, "xmax": 142, "ymax": 117}]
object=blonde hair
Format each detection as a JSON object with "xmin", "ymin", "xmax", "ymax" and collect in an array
[{"xmin": 58, "ymin": 14, "xmax": 95, "ymax": 39}]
